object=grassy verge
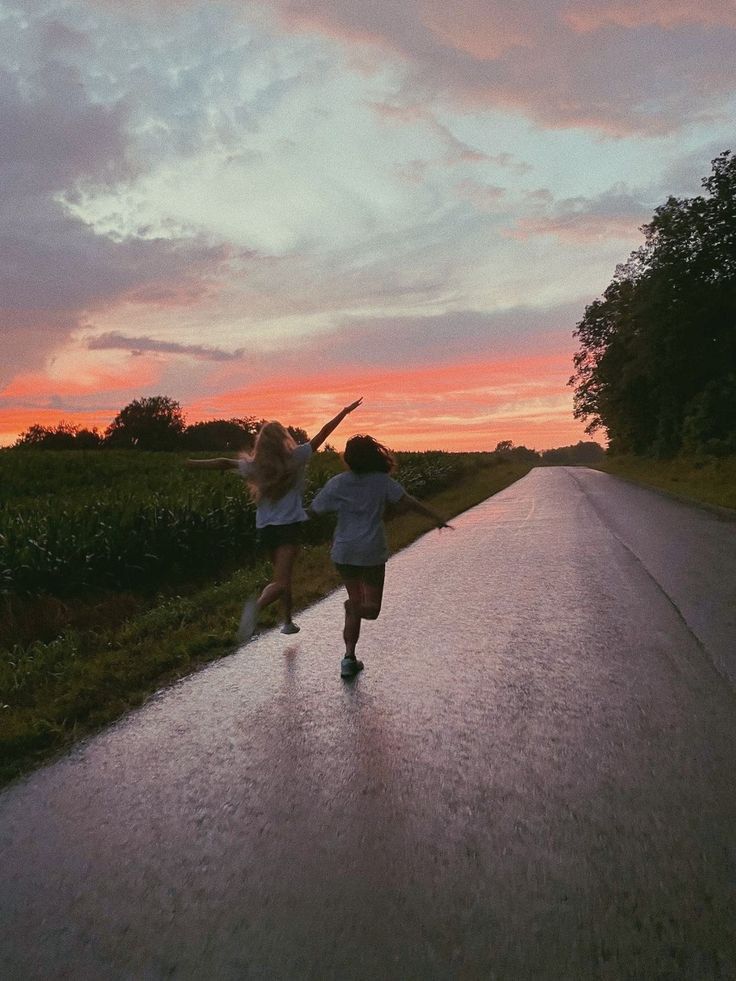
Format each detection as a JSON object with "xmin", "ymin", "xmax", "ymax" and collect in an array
[
  {"xmin": 594, "ymin": 455, "xmax": 736, "ymax": 511},
  {"xmin": 0, "ymin": 461, "xmax": 530, "ymax": 786}
]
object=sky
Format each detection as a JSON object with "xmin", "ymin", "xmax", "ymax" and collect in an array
[{"xmin": 1, "ymin": 0, "xmax": 734, "ymax": 451}]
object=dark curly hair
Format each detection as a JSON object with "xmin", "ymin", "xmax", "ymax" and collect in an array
[{"xmin": 343, "ymin": 434, "xmax": 396, "ymax": 474}]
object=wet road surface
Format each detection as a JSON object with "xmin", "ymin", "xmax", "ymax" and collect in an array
[{"xmin": 1, "ymin": 467, "xmax": 735, "ymax": 979}]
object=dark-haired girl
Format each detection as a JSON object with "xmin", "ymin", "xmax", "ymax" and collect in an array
[{"xmin": 310, "ymin": 435, "xmax": 452, "ymax": 678}]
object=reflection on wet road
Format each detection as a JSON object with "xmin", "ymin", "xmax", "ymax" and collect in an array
[{"xmin": 1, "ymin": 467, "xmax": 735, "ymax": 979}]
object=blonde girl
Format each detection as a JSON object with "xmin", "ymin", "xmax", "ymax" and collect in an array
[{"xmin": 187, "ymin": 398, "xmax": 362, "ymax": 639}]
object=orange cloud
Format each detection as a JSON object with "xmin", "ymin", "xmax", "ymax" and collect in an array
[
  {"xmin": 187, "ymin": 353, "xmax": 588, "ymax": 451},
  {"xmin": 0, "ymin": 407, "xmax": 113, "ymax": 446},
  {"xmin": 0, "ymin": 351, "xmax": 590, "ymax": 450},
  {"xmin": 1, "ymin": 358, "xmax": 160, "ymax": 400}
]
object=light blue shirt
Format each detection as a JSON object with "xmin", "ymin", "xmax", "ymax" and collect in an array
[
  {"xmin": 238, "ymin": 442, "xmax": 312, "ymax": 528},
  {"xmin": 311, "ymin": 471, "xmax": 405, "ymax": 565}
]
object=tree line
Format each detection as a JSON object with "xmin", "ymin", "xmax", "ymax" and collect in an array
[
  {"xmin": 11, "ymin": 396, "xmax": 308, "ymax": 451},
  {"xmin": 11, "ymin": 396, "xmax": 608, "ymax": 461},
  {"xmin": 490, "ymin": 440, "xmax": 605, "ymax": 466},
  {"xmin": 569, "ymin": 150, "xmax": 736, "ymax": 458},
  {"xmin": 11, "ymin": 399, "xmax": 604, "ymax": 461}
]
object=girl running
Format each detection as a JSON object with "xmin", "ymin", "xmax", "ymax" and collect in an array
[
  {"xmin": 187, "ymin": 398, "xmax": 362, "ymax": 640},
  {"xmin": 309, "ymin": 434, "xmax": 452, "ymax": 678}
]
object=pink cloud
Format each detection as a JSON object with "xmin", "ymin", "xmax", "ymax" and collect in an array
[
  {"xmin": 265, "ymin": 0, "xmax": 736, "ymax": 135},
  {"xmin": 456, "ymin": 179, "xmax": 506, "ymax": 210},
  {"xmin": 509, "ymin": 187, "xmax": 650, "ymax": 242},
  {"xmin": 562, "ymin": 0, "xmax": 736, "ymax": 32},
  {"xmin": 512, "ymin": 213, "xmax": 643, "ymax": 242},
  {"xmin": 419, "ymin": 0, "xmax": 540, "ymax": 59}
]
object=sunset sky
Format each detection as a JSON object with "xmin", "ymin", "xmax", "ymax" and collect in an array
[{"xmin": 2, "ymin": 0, "xmax": 734, "ymax": 450}]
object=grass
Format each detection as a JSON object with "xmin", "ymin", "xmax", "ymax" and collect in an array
[
  {"xmin": 595, "ymin": 455, "xmax": 736, "ymax": 511},
  {"xmin": 0, "ymin": 460, "xmax": 531, "ymax": 786}
]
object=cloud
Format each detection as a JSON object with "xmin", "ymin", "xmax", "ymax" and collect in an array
[
  {"xmin": 0, "ymin": 6, "xmax": 232, "ymax": 386},
  {"xmin": 562, "ymin": 0, "xmax": 736, "ymax": 32},
  {"xmin": 292, "ymin": 303, "xmax": 583, "ymax": 369},
  {"xmin": 1, "ymin": 351, "xmax": 589, "ymax": 451},
  {"xmin": 455, "ymin": 179, "xmax": 506, "ymax": 210},
  {"xmin": 654, "ymin": 141, "xmax": 735, "ymax": 198},
  {"xmin": 187, "ymin": 351, "xmax": 587, "ymax": 450},
  {"xmin": 87, "ymin": 331, "xmax": 245, "ymax": 360},
  {"xmin": 264, "ymin": 0, "xmax": 736, "ymax": 135},
  {"xmin": 509, "ymin": 184, "xmax": 650, "ymax": 242},
  {"xmin": 367, "ymin": 100, "xmax": 507, "ymax": 166},
  {"xmin": 1, "ymin": 0, "xmax": 727, "ymax": 453}
]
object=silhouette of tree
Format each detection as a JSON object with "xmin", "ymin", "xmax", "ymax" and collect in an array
[
  {"xmin": 541, "ymin": 441, "xmax": 605, "ymax": 465},
  {"xmin": 286, "ymin": 425, "xmax": 309, "ymax": 445},
  {"xmin": 104, "ymin": 396, "xmax": 186, "ymax": 450},
  {"xmin": 14, "ymin": 422, "xmax": 102, "ymax": 450},
  {"xmin": 491, "ymin": 440, "xmax": 541, "ymax": 463},
  {"xmin": 570, "ymin": 150, "xmax": 736, "ymax": 456},
  {"xmin": 183, "ymin": 417, "xmax": 260, "ymax": 451}
]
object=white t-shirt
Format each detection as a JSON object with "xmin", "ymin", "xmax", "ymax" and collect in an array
[
  {"xmin": 310, "ymin": 470, "xmax": 405, "ymax": 565},
  {"xmin": 238, "ymin": 442, "xmax": 313, "ymax": 528}
]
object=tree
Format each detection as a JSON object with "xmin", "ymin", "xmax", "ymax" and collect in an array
[
  {"xmin": 681, "ymin": 374, "xmax": 736, "ymax": 456},
  {"xmin": 287, "ymin": 425, "xmax": 309, "ymax": 445},
  {"xmin": 491, "ymin": 440, "xmax": 541, "ymax": 463},
  {"xmin": 182, "ymin": 417, "xmax": 260, "ymax": 451},
  {"xmin": 104, "ymin": 396, "xmax": 186, "ymax": 450},
  {"xmin": 13, "ymin": 422, "xmax": 102, "ymax": 450},
  {"xmin": 541, "ymin": 441, "xmax": 605, "ymax": 465},
  {"xmin": 570, "ymin": 150, "xmax": 736, "ymax": 457}
]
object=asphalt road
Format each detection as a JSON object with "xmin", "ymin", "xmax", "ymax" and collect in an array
[{"xmin": 1, "ymin": 467, "xmax": 735, "ymax": 980}]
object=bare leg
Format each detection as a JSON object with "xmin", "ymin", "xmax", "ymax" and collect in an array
[
  {"xmin": 257, "ymin": 544, "xmax": 298, "ymax": 624},
  {"xmin": 343, "ymin": 581, "xmax": 363, "ymax": 657},
  {"xmin": 342, "ymin": 575, "xmax": 385, "ymax": 657}
]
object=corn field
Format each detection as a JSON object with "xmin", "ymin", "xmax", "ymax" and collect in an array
[{"xmin": 0, "ymin": 449, "xmax": 477, "ymax": 598}]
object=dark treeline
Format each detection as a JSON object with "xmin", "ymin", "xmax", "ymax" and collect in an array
[
  {"xmin": 11, "ymin": 396, "xmax": 604, "ymax": 460},
  {"xmin": 569, "ymin": 150, "xmax": 736, "ymax": 458},
  {"xmin": 490, "ymin": 440, "xmax": 605, "ymax": 466},
  {"xmin": 12, "ymin": 396, "xmax": 308, "ymax": 451}
]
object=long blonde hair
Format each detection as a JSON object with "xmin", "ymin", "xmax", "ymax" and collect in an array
[{"xmin": 244, "ymin": 421, "xmax": 300, "ymax": 502}]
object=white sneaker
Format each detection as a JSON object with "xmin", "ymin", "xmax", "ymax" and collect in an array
[
  {"xmin": 237, "ymin": 597, "xmax": 257, "ymax": 643},
  {"xmin": 280, "ymin": 622, "xmax": 300, "ymax": 635}
]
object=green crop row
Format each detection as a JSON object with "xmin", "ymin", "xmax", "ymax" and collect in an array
[{"xmin": 0, "ymin": 449, "xmax": 484, "ymax": 598}]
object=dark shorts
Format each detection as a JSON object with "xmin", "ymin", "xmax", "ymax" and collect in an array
[
  {"xmin": 258, "ymin": 521, "xmax": 304, "ymax": 550},
  {"xmin": 335, "ymin": 563, "xmax": 386, "ymax": 589}
]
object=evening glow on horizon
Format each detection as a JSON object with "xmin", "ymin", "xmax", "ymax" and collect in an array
[{"xmin": 2, "ymin": 1, "xmax": 735, "ymax": 450}]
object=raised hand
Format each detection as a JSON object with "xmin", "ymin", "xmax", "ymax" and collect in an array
[{"xmin": 345, "ymin": 397, "xmax": 363, "ymax": 414}]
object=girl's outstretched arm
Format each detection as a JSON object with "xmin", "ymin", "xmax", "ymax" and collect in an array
[
  {"xmin": 400, "ymin": 493, "xmax": 454, "ymax": 530},
  {"xmin": 309, "ymin": 398, "xmax": 363, "ymax": 451},
  {"xmin": 186, "ymin": 457, "xmax": 239, "ymax": 470}
]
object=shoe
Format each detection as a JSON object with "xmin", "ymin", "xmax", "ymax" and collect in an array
[
  {"xmin": 236, "ymin": 597, "xmax": 257, "ymax": 643},
  {"xmin": 281, "ymin": 621, "xmax": 300, "ymax": 635},
  {"xmin": 340, "ymin": 656, "xmax": 364, "ymax": 678}
]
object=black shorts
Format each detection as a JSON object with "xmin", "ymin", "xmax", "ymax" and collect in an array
[
  {"xmin": 335, "ymin": 563, "xmax": 386, "ymax": 589},
  {"xmin": 258, "ymin": 521, "xmax": 304, "ymax": 550}
]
